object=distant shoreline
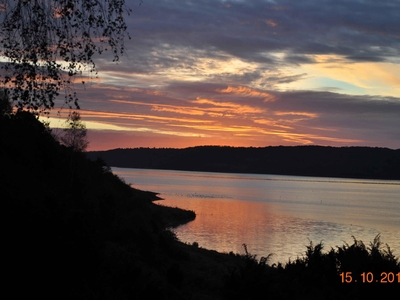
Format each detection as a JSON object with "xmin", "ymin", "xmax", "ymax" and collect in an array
[
  {"xmin": 114, "ymin": 166, "xmax": 400, "ymax": 185},
  {"xmin": 87, "ymin": 145, "xmax": 400, "ymax": 180}
]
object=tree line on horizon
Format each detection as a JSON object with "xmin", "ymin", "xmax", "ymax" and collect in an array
[{"xmin": 88, "ymin": 145, "xmax": 400, "ymax": 180}]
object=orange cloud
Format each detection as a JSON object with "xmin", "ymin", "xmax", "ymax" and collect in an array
[
  {"xmin": 151, "ymin": 106, "xmax": 205, "ymax": 116},
  {"xmin": 253, "ymin": 112, "xmax": 317, "ymax": 131},
  {"xmin": 254, "ymin": 119, "xmax": 293, "ymax": 129},
  {"xmin": 274, "ymin": 111, "xmax": 318, "ymax": 118},
  {"xmin": 77, "ymin": 109, "xmax": 213, "ymax": 125},
  {"xmin": 193, "ymin": 98, "xmax": 265, "ymax": 114},
  {"xmin": 258, "ymin": 130, "xmax": 362, "ymax": 145},
  {"xmin": 265, "ymin": 20, "xmax": 278, "ymax": 27},
  {"xmin": 217, "ymin": 86, "xmax": 276, "ymax": 102},
  {"xmin": 111, "ymin": 100, "xmax": 206, "ymax": 116}
]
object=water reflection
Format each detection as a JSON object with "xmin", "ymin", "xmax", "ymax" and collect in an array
[
  {"xmin": 113, "ymin": 168, "xmax": 400, "ymax": 265},
  {"xmin": 159, "ymin": 197, "xmax": 396, "ymax": 264}
]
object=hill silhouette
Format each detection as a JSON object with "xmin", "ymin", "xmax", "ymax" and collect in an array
[
  {"xmin": 1, "ymin": 111, "xmax": 197, "ymax": 299},
  {"xmin": 88, "ymin": 146, "xmax": 400, "ymax": 180}
]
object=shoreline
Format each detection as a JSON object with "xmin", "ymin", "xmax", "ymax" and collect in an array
[
  {"xmin": 152, "ymin": 200, "xmax": 196, "ymax": 228},
  {"xmin": 120, "ymin": 166, "xmax": 400, "ymax": 184}
]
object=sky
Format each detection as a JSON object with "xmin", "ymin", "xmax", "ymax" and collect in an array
[{"xmin": 47, "ymin": 0, "xmax": 400, "ymax": 150}]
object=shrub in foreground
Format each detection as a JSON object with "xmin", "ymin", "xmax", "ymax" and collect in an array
[{"xmin": 225, "ymin": 235, "xmax": 399, "ymax": 300}]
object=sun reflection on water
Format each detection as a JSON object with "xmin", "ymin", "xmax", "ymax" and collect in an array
[
  {"xmin": 160, "ymin": 196, "xmax": 398, "ymax": 265},
  {"xmin": 113, "ymin": 167, "xmax": 400, "ymax": 265}
]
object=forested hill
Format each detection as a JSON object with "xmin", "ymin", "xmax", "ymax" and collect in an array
[{"xmin": 87, "ymin": 146, "xmax": 400, "ymax": 180}]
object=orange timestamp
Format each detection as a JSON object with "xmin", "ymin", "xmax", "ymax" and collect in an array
[{"xmin": 340, "ymin": 272, "xmax": 400, "ymax": 284}]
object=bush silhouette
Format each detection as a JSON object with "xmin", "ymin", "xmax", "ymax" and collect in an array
[{"xmin": 224, "ymin": 235, "xmax": 399, "ymax": 300}]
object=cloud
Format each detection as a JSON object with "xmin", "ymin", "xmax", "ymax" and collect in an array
[
  {"xmin": 122, "ymin": 0, "xmax": 400, "ymax": 68},
  {"xmin": 217, "ymin": 86, "xmax": 276, "ymax": 102},
  {"xmin": 43, "ymin": 0, "xmax": 400, "ymax": 150},
  {"xmin": 192, "ymin": 98, "xmax": 266, "ymax": 114},
  {"xmin": 88, "ymin": 0, "xmax": 399, "ymax": 97},
  {"xmin": 55, "ymin": 80, "xmax": 400, "ymax": 149}
]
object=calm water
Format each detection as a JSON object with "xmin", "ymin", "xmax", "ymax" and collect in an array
[{"xmin": 113, "ymin": 167, "xmax": 400, "ymax": 264}]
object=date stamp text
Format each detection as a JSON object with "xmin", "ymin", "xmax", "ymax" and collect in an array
[{"xmin": 340, "ymin": 272, "xmax": 400, "ymax": 284}]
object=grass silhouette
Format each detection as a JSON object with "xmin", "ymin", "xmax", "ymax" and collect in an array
[{"xmin": 224, "ymin": 235, "xmax": 399, "ymax": 299}]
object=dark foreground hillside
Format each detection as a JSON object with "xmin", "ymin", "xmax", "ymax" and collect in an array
[
  {"xmin": 2, "ymin": 112, "xmax": 399, "ymax": 299},
  {"xmin": 88, "ymin": 146, "xmax": 400, "ymax": 180},
  {"xmin": 1, "ymin": 111, "xmax": 196, "ymax": 299}
]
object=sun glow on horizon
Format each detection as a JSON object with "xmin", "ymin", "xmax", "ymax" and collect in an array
[{"xmin": 278, "ymin": 55, "xmax": 400, "ymax": 96}]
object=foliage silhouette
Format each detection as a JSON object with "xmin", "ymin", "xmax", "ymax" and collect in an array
[
  {"xmin": 0, "ymin": 0, "xmax": 139, "ymax": 113},
  {"xmin": 60, "ymin": 110, "xmax": 88, "ymax": 152},
  {"xmin": 224, "ymin": 235, "xmax": 399, "ymax": 300},
  {"xmin": 0, "ymin": 88, "xmax": 11, "ymax": 115}
]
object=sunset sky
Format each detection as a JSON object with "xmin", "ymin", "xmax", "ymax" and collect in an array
[{"xmin": 47, "ymin": 0, "xmax": 400, "ymax": 150}]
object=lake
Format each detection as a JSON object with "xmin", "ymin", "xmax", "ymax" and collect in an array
[{"xmin": 112, "ymin": 167, "xmax": 400, "ymax": 265}]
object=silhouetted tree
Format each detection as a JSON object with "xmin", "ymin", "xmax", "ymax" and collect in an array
[
  {"xmin": 61, "ymin": 111, "xmax": 88, "ymax": 152},
  {"xmin": 0, "ymin": 0, "xmax": 139, "ymax": 114},
  {"xmin": 0, "ymin": 89, "xmax": 12, "ymax": 115}
]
